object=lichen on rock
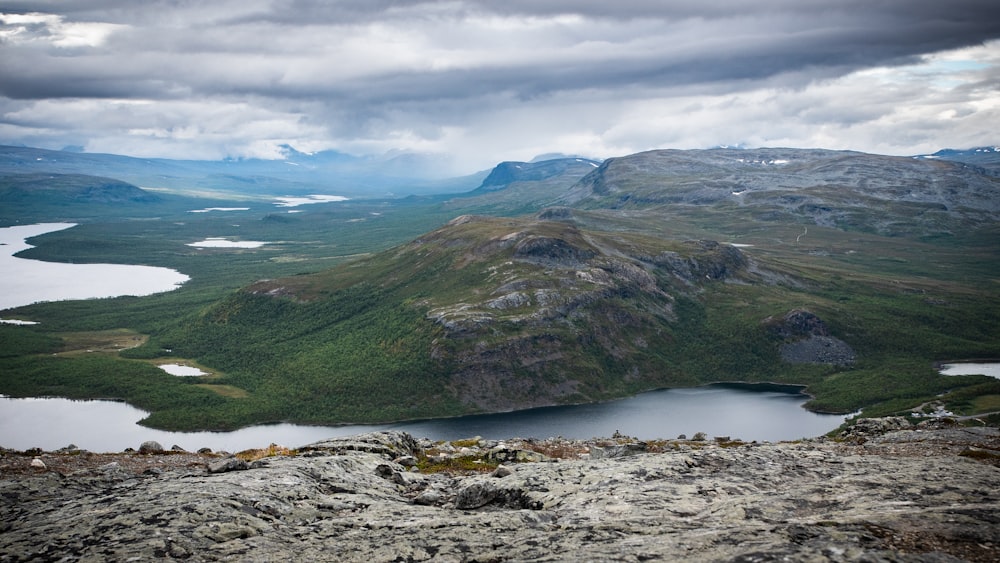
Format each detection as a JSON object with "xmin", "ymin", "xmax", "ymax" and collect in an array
[{"xmin": 2, "ymin": 425, "xmax": 999, "ymax": 561}]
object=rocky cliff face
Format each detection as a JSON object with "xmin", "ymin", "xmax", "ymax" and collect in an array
[
  {"xmin": 414, "ymin": 216, "xmax": 769, "ymax": 412},
  {"xmin": 2, "ymin": 421, "xmax": 998, "ymax": 562}
]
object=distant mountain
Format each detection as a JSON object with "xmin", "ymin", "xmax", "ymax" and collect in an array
[
  {"xmin": 476, "ymin": 158, "xmax": 602, "ymax": 192},
  {"xmin": 0, "ymin": 173, "xmax": 164, "ymax": 223},
  {"xmin": 529, "ymin": 152, "xmax": 599, "ymax": 163},
  {"xmin": 0, "ymin": 145, "xmax": 481, "ymax": 198},
  {"xmin": 0, "ymin": 173, "xmax": 157, "ymax": 204},
  {"xmin": 916, "ymin": 146, "xmax": 1000, "ymax": 176}
]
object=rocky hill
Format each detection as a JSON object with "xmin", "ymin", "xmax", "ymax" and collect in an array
[
  {"xmin": 158, "ymin": 210, "xmax": 904, "ymax": 429},
  {"xmin": 1, "ymin": 420, "xmax": 998, "ymax": 562}
]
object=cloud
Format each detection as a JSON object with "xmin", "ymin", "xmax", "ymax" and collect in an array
[{"xmin": 0, "ymin": 2, "xmax": 998, "ymax": 171}]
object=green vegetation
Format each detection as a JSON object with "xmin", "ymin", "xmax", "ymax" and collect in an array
[
  {"xmin": 2, "ymin": 148, "xmax": 998, "ymax": 432},
  {"xmin": 417, "ymin": 455, "xmax": 499, "ymax": 474}
]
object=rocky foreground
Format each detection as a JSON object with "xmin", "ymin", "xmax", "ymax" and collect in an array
[{"xmin": 2, "ymin": 418, "xmax": 999, "ymax": 562}]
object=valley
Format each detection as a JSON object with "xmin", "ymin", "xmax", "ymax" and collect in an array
[{"xmin": 0, "ymin": 145, "xmax": 998, "ymax": 436}]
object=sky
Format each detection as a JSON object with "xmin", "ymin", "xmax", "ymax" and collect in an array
[{"xmin": 1, "ymin": 1, "xmax": 999, "ymax": 175}]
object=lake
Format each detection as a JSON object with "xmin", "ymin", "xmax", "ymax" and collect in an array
[
  {"xmin": 0, "ymin": 223, "xmax": 189, "ymax": 312},
  {"xmin": 0, "ymin": 384, "xmax": 848, "ymax": 453}
]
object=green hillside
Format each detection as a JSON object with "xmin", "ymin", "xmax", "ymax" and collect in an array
[
  {"xmin": 130, "ymin": 208, "xmax": 998, "ymax": 429},
  {"xmin": 2, "ymin": 148, "xmax": 998, "ymax": 431}
]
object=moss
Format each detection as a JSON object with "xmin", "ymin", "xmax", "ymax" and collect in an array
[
  {"xmin": 449, "ymin": 438, "xmax": 481, "ymax": 448},
  {"xmin": 416, "ymin": 455, "xmax": 498, "ymax": 474},
  {"xmin": 958, "ymin": 448, "xmax": 1000, "ymax": 463},
  {"xmin": 235, "ymin": 444, "xmax": 296, "ymax": 462}
]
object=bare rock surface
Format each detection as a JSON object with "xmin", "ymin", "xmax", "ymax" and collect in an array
[{"xmin": 1, "ymin": 426, "xmax": 999, "ymax": 562}]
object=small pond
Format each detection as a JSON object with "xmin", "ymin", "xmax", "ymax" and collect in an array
[
  {"xmin": 186, "ymin": 238, "xmax": 269, "ymax": 249},
  {"xmin": 939, "ymin": 362, "xmax": 1000, "ymax": 379},
  {"xmin": 157, "ymin": 364, "xmax": 209, "ymax": 377}
]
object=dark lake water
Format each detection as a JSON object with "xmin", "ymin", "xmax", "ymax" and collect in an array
[{"xmin": 0, "ymin": 384, "xmax": 848, "ymax": 453}]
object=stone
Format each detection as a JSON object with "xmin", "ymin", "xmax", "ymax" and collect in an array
[
  {"xmin": 29, "ymin": 458, "xmax": 45, "ymax": 469},
  {"xmin": 515, "ymin": 449, "xmax": 551, "ymax": 463},
  {"xmin": 2, "ymin": 427, "xmax": 999, "ymax": 562},
  {"xmin": 99, "ymin": 461, "xmax": 120, "ymax": 472},
  {"xmin": 489, "ymin": 447, "xmax": 552, "ymax": 463},
  {"xmin": 207, "ymin": 457, "xmax": 250, "ymax": 474},
  {"xmin": 491, "ymin": 465, "xmax": 513, "ymax": 478},
  {"xmin": 413, "ymin": 490, "xmax": 444, "ymax": 506},
  {"xmin": 393, "ymin": 455, "xmax": 418, "ymax": 468},
  {"xmin": 138, "ymin": 440, "xmax": 164, "ymax": 454},
  {"xmin": 590, "ymin": 442, "xmax": 647, "ymax": 459},
  {"xmin": 841, "ymin": 416, "xmax": 912, "ymax": 441},
  {"xmin": 454, "ymin": 480, "xmax": 499, "ymax": 509}
]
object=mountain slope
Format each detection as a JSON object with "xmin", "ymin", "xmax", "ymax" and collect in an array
[
  {"xmin": 150, "ymin": 214, "xmax": 791, "ymax": 426},
  {"xmin": 142, "ymin": 204, "xmax": 998, "ymax": 429}
]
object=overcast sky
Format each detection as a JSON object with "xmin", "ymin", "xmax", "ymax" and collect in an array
[{"xmin": 1, "ymin": 1, "xmax": 999, "ymax": 174}]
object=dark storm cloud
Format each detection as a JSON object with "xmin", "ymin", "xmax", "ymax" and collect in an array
[
  {"xmin": 3, "ymin": 1, "xmax": 998, "ymax": 101},
  {"xmin": 0, "ymin": 1, "xmax": 998, "ymax": 165}
]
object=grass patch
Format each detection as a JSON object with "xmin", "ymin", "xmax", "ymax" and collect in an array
[
  {"xmin": 55, "ymin": 329, "xmax": 148, "ymax": 356},
  {"xmin": 449, "ymin": 438, "xmax": 481, "ymax": 448},
  {"xmin": 235, "ymin": 444, "xmax": 296, "ymax": 462},
  {"xmin": 194, "ymin": 384, "xmax": 250, "ymax": 399},
  {"xmin": 417, "ymin": 454, "xmax": 498, "ymax": 474},
  {"xmin": 970, "ymin": 394, "xmax": 1000, "ymax": 414}
]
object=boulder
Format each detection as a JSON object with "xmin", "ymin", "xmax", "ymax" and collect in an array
[
  {"xmin": 206, "ymin": 457, "xmax": 250, "ymax": 474},
  {"xmin": 590, "ymin": 442, "xmax": 648, "ymax": 459},
  {"xmin": 138, "ymin": 441, "xmax": 164, "ymax": 454}
]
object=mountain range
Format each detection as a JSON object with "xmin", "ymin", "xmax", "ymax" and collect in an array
[{"xmin": 0, "ymin": 144, "xmax": 484, "ymax": 199}]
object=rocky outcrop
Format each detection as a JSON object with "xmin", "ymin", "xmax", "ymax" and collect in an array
[
  {"xmin": 654, "ymin": 240, "xmax": 750, "ymax": 283},
  {"xmin": 765, "ymin": 309, "xmax": 857, "ymax": 366},
  {"xmin": 2, "ymin": 425, "xmax": 999, "ymax": 562}
]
